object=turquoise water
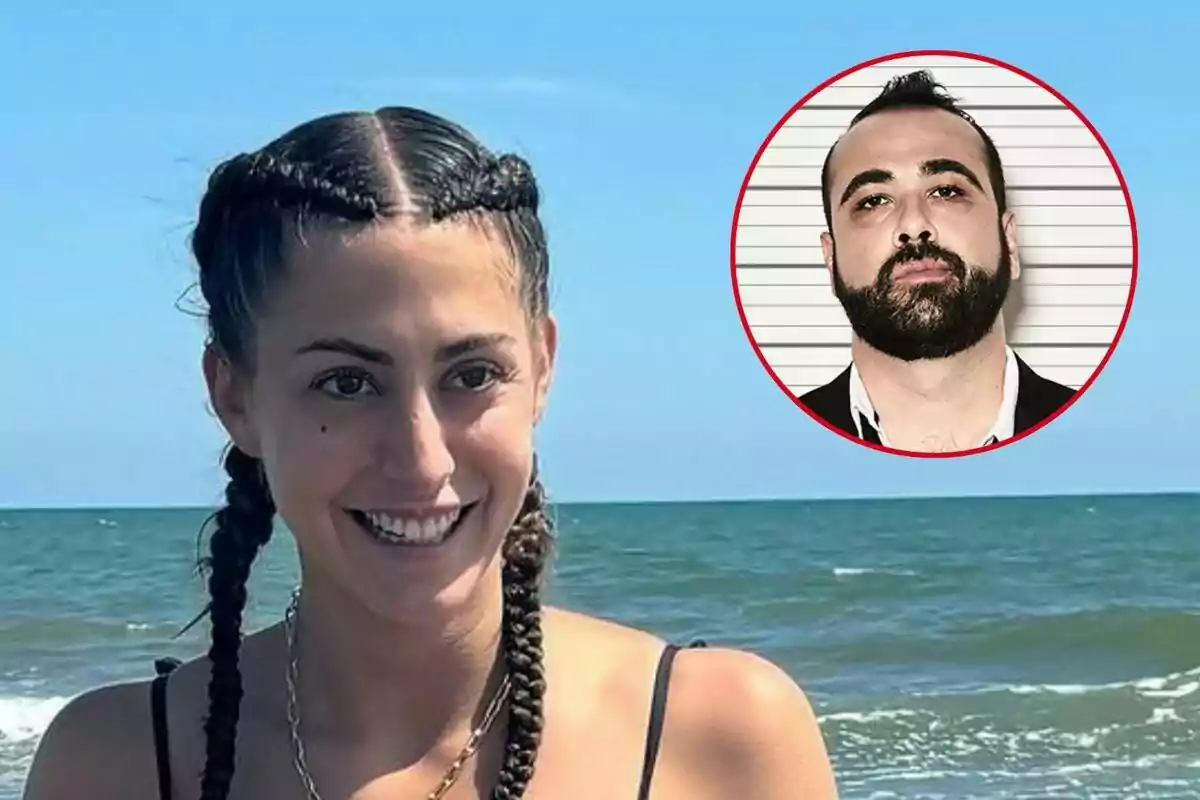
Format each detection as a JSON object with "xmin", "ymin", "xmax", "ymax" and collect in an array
[{"xmin": 2, "ymin": 493, "xmax": 1198, "ymax": 798}]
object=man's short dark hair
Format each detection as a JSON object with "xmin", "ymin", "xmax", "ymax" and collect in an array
[{"xmin": 820, "ymin": 70, "xmax": 1008, "ymax": 231}]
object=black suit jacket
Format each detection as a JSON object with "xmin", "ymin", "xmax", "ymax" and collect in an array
[{"xmin": 797, "ymin": 353, "xmax": 1077, "ymax": 441}]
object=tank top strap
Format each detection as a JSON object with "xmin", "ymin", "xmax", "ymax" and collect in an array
[
  {"xmin": 636, "ymin": 639, "xmax": 708, "ymax": 799},
  {"xmin": 151, "ymin": 657, "xmax": 181, "ymax": 800}
]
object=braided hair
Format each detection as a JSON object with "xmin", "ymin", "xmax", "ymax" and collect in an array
[{"xmin": 190, "ymin": 108, "xmax": 554, "ymax": 799}]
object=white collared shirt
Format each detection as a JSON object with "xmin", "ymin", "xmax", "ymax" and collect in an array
[{"xmin": 848, "ymin": 345, "xmax": 1021, "ymax": 448}]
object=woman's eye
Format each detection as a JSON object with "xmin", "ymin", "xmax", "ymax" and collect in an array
[
  {"xmin": 314, "ymin": 369, "xmax": 377, "ymax": 399},
  {"xmin": 448, "ymin": 364, "xmax": 502, "ymax": 391}
]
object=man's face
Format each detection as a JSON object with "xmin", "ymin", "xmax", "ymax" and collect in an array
[{"xmin": 821, "ymin": 107, "xmax": 1019, "ymax": 361}]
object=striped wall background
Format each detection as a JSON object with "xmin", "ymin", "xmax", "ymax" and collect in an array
[{"xmin": 733, "ymin": 54, "xmax": 1136, "ymax": 396}]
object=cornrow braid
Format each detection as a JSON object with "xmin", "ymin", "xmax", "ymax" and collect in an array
[
  {"xmin": 204, "ymin": 151, "xmax": 382, "ymax": 219},
  {"xmin": 431, "ymin": 153, "xmax": 540, "ymax": 221},
  {"xmin": 495, "ymin": 474, "xmax": 554, "ymax": 799},
  {"xmin": 197, "ymin": 446, "xmax": 276, "ymax": 800},
  {"xmin": 194, "ymin": 151, "xmax": 384, "ymax": 368}
]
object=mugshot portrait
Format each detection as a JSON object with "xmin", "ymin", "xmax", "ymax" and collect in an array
[{"xmin": 732, "ymin": 53, "xmax": 1136, "ymax": 456}]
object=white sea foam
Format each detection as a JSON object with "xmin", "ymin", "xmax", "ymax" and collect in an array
[
  {"xmin": 1142, "ymin": 681, "xmax": 1199, "ymax": 700},
  {"xmin": 821, "ymin": 708, "xmax": 921, "ymax": 723},
  {"xmin": 833, "ymin": 567, "xmax": 918, "ymax": 577},
  {"xmin": 0, "ymin": 696, "xmax": 70, "ymax": 742},
  {"xmin": 1148, "ymin": 707, "xmax": 1184, "ymax": 725},
  {"xmin": 983, "ymin": 664, "xmax": 1200, "ymax": 698}
]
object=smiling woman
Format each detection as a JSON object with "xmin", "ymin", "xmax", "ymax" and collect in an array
[{"xmin": 21, "ymin": 107, "xmax": 838, "ymax": 800}]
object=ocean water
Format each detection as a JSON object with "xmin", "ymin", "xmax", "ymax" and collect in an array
[{"xmin": 2, "ymin": 493, "xmax": 1198, "ymax": 799}]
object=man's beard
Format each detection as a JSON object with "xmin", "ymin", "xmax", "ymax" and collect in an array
[{"xmin": 831, "ymin": 230, "xmax": 1012, "ymax": 362}]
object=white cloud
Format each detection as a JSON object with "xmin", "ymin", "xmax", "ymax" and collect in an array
[
  {"xmin": 412, "ymin": 76, "xmax": 635, "ymax": 107},
  {"xmin": 417, "ymin": 76, "xmax": 567, "ymax": 95}
]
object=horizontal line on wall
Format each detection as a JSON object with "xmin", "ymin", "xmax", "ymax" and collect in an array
[
  {"xmin": 797, "ymin": 104, "xmax": 1070, "ymax": 111},
  {"xmin": 741, "ymin": 303, "xmax": 1130, "ymax": 308},
  {"xmin": 738, "ymin": 222, "xmax": 1124, "ymax": 228},
  {"xmin": 767, "ymin": 144, "xmax": 1102, "ymax": 150},
  {"xmin": 734, "ymin": 263, "xmax": 1134, "ymax": 270},
  {"xmin": 757, "ymin": 341, "xmax": 1109, "ymax": 349},
  {"xmin": 782, "ymin": 125, "xmax": 1088, "ymax": 130},
  {"xmin": 753, "ymin": 323, "xmax": 1121, "ymax": 328},
  {"xmin": 744, "ymin": 184, "xmax": 1121, "ymax": 192}
]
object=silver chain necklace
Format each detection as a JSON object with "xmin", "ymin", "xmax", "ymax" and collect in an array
[{"xmin": 283, "ymin": 590, "xmax": 512, "ymax": 800}]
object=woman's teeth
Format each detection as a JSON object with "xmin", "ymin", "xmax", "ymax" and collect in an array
[{"xmin": 358, "ymin": 508, "xmax": 462, "ymax": 546}]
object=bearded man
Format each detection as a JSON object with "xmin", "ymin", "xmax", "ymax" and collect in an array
[{"xmin": 799, "ymin": 70, "xmax": 1076, "ymax": 453}]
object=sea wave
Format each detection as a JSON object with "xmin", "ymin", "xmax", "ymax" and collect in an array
[
  {"xmin": 989, "ymin": 665, "xmax": 1200, "ymax": 699},
  {"xmin": 0, "ymin": 696, "xmax": 69, "ymax": 743},
  {"xmin": 819, "ymin": 661, "xmax": 1200, "ymax": 793},
  {"xmin": 819, "ymin": 606, "xmax": 1200, "ymax": 674},
  {"xmin": 832, "ymin": 567, "xmax": 918, "ymax": 578},
  {"xmin": 0, "ymin": 617, "xmax": 172, "ymax": 646},
  {"xmin": 946, "ymin": 607, "xmax": 1200, "ymax": 662}
]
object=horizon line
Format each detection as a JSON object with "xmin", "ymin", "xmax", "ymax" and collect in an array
[{"xmin": 3, "ymin": 487, "xmax": 1197, "ymax": 513}]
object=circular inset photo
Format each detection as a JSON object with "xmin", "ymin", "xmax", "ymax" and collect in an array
[{"xmin": 731, "ymin": 50, "xmax": 1137, "ymax": 458}]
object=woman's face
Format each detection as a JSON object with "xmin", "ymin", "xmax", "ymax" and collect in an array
[{"xmin": 206, "ymin": 217, "xmax": 555, "ymax": 620}]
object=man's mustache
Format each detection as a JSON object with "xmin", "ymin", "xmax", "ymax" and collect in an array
[{"xmin": 876, "ymin": 241, "xmax": 968, "ymax": 288}]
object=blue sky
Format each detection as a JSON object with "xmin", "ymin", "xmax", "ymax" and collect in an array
[{"xmin": 1, "ymin": 3, "xmax": 1194, "ymax": 507}]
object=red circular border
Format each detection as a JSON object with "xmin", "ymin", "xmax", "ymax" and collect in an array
[{"xmin": 729, "ymin": 48, "xmax": 1139, "ymax": 460}]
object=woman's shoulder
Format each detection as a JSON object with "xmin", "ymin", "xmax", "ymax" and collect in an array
[
  {"xmin": 22, "ymin": 671, "xmax": 166, "ymax": 800},
  {"xmin": 656, "ymin": 646, "xmax": 839, "ymax": 797},
  {"xmin": 24, "ymin": 650, "xmax": 223, "ymax": 800},
  {"xmin": 542, "ymin": 606, "xmax": 839, "ymax": 799}
]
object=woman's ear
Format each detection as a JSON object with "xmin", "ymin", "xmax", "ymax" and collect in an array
[
  {"xmin": 203, "ymin": 344, "xmax": 262, "ymax": 457},
  {"xmin": 532, "ymin": 315, "xmax": 557, "ymax": 425}
]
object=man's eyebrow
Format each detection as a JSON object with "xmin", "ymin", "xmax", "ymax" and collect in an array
[
  {"xmin": 921, "ymin": 158, "xmax": 985, "ymax": 193},
  {"xmin": 838, "ymin": 168, "xmax": 893, "ymax": 208},
  {"xmin": 837, "ymin": 159, "xmax": 988, "ymax": 208}
]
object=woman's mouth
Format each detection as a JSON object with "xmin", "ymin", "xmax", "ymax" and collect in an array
[{"xmin": 345, "ymin": 504, "xmax": 476, "ymax": 547}]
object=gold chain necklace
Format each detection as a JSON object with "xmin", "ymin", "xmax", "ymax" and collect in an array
[{"xmin": 283, "ymin": 590, "xmax": 511, "ymax": 800}]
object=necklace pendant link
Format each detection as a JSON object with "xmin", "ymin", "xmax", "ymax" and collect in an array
[{"xmin": 283, "ymin": 591, "xmax": 510, "ymax": 800}]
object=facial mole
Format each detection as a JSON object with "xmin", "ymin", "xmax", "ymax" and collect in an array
[{"xmin": 320, "ymin": 425, "xmax": 328, "ymax": 433}]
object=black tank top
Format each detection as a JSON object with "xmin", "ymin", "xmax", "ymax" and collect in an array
[{"xmin": 150, "ymin": 640, "xmax": 706, "ymax": 799}]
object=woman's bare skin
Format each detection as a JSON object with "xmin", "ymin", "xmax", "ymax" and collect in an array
[{"xmin": 26, "ymin": 607, "xmax": 836, "ymax": 799}]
